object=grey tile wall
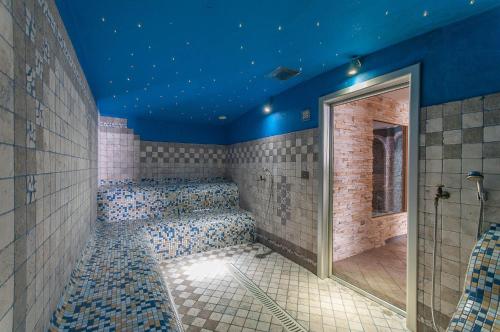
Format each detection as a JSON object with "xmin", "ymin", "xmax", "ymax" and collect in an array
[
  {"xmin": 417, "ymin": 92, "xmax": 500, "ymax": 331},
  {"xmin": 0, "ymin": 0, "xmax": 98, "ymax": 331},
  {"xmin": 139, "ymin": 141, "xmax": 226, "ymax": 179},
  {"xmin": 97, "ymin": 116, "xmax": 227, "ymax": 182},
  {"xmin": 226, "ymin": 128, "xmax": 319, "ymax": 271}
]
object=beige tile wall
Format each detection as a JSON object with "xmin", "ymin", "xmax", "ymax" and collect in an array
[
  {"xmin": 226, "ymin": 129, "xmax": 319, "ymax": 271},
  {"xmin": 98, "ymin": 116, "xmax": 140, "ymax": 181},
  {"xmin": 97, "ymin": 116, "xmax": 227, "ymax": 182},
  {"xmin": 0, "ymin": 0, "xmax": 98, "ymax": 331}
]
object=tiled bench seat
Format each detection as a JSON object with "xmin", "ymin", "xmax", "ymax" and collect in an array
[
  {"xmin": 97, "ymin": 179, "xmax": 238, "ymax": 222},
  {"xmin": 447, "ymin": 223, "xmax": 499, "ymax": 331},
  {"xmin": 143, "ymin": 209, "xmax": 256, "ymax": 259},
  {"xmin": 97, "ymin": 179, "xmax": 256, "ymax": 259}
]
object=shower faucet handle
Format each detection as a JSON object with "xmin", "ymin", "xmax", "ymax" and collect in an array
[{"xmin": 435, "ymin": 185, "xmax": 450, "ymax": 199}]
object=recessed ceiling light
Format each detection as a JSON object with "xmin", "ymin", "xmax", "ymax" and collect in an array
[{"xmin": 218, "ymin": 115, "xmax": 227, "ymax": 120}]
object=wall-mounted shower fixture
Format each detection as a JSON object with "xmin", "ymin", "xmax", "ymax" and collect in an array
[
  {"xmin": 466, "ymin": 171, "xmax": 487, "ymax": 240},
  {"xmin": 466, "ymin": 170, "xmax": 487, "ymax": 201},
  {"xmin": 431, "ymin": 185, "xmax": 450, "ymax": 332}
]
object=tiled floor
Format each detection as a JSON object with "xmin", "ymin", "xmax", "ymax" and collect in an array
[
  {"xmin": 333, "ymin": 235, "xmax": 407, "ymax": 310},
  {"xmin": 162, "ymin": 243, "xmax": 408, "ymax": 332},
  {"xmin": 50, "ymin": 222, "xmax": 408, "ymax": 332}
]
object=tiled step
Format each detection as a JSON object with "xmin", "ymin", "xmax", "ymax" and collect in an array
[{"xmin": 143, "ymin": 209, "xmax": 256, "ymax": 259}]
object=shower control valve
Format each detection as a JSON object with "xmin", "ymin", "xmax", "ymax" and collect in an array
[{"xmin": 435, "ymin": 185, "xmax": 450, "ymax": 199}]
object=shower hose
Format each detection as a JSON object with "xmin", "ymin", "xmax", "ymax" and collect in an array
[{"xmin": 431, "ymin": 194, "xmax": 484, "ymax": 331}]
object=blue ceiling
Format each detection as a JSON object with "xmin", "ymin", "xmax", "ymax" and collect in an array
[{"xmin": 56, "ymin": 0, "xmax": 499, "ymax": 126}]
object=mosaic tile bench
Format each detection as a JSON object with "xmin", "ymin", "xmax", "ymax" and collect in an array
[
  {"xmin": 49, "ymin": 222, "xmax": 183, "ymax": 331},
  {"xmin": 97, "ymin": 179, "xmax": 256, "ymax": 260},
  {"xmin": 447, "ymin": 223, "xmax": 499, "ymax": 332},
  {"xmin": 143, "ymin": 208, "xmax": 255, "ymax": 259},
  {"xmin": 97, "ymin": 178, "xmax": 238, "ymax": 222}
]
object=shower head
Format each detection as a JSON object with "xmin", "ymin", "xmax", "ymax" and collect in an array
[
  {"xmin": 466, "ymin": 171, "xmax": 486, "ymax": 201},
  {"xmin": 466, "ymin": 170, "xmax": 484, "ymax": 181}
]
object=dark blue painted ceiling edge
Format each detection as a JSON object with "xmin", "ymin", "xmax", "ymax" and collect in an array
[{"xmin": 227, "ymin": 6, "xmax": 500, "ymax": 144}]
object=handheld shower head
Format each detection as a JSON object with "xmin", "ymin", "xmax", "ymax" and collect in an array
[{"xmin": 466, "ymin": 171, "xmax": 486, "ymax": 201}]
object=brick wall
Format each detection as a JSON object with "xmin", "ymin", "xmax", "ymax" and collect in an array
[
  {"xmin": 0, "ymin": 0, "xmax": 98, "ymax": 331},
  {"xmin": 332, "ymin": 95, "xmax": 409, "ymax": 261}
]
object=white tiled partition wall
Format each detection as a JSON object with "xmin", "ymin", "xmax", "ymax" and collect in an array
[{"xmin": 0, "ymin": 0, "xmax": 98, "ymax": 330}]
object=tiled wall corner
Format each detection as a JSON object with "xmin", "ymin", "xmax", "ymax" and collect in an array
[
  {"xmin": 417, "ymin": 92, "xmax": 500, "ymax": 331},
  {"xmin": 0, "ymin": 0, "xmax": 98, "ymax": 331},
  {"xmin": 226, "ymin": 128, "xmax": 319, "ymax": 271},
  {"xmin": 98, "ymin": 116, "xmax": 140, "ymax": 181},
  {"xmin": 97, "ymin": 116, "xmax": 227, "ymax": 182}
]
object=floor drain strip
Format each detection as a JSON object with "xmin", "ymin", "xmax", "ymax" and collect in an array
[{"xmin": 227, "ymin": 264, "xmax": 307, "ymax": 332}]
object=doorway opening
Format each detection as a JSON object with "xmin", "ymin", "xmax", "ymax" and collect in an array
[
  {"xmin": 317, "ymin": 65, "xmax": 420, "ymax": 331},
  {"xmin": 331, "ymin": 88, "xmax": 409, "ymax": 311}
]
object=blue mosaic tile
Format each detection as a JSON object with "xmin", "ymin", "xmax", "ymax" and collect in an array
[
  {"xmin": 143, "ymin": 209, "xmax": 255, "ymax": 259},
  {"xmin": 49, "ymin": 222, "xmax": 182, "ymax": 332},
  {"xmin": 97, "ymin": 179, "xmax": 239, "ymax": 222},
  {"xmin": 447, "ymin": 223, "xmax": 499, "ymax": 332}
]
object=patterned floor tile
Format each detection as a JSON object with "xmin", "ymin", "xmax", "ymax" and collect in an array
[{"xmin": 160, "ymin": 243, "xmax": 408, "ymax": 332}]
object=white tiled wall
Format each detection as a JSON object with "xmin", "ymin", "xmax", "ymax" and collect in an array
[
  {"xmin": 0, "ymin": 0, "xmax": 98, "ymax": 331},
  {"xmin": 417, "ymin": 92, "xmax": 500, "ymax": 331}
]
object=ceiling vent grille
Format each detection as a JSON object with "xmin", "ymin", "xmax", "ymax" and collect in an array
[{"xmin": 268, "ymin": 66, "xmax": 300, "ymax": 81}]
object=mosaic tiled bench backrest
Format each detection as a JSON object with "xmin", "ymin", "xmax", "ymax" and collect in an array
[
  {"xmin": 447, "ymin": 223, "xmax": 499, "ymax": 331},
  {"xmin": 97, "ymin": 179, "xmax": 239, "ymax": 222}
]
